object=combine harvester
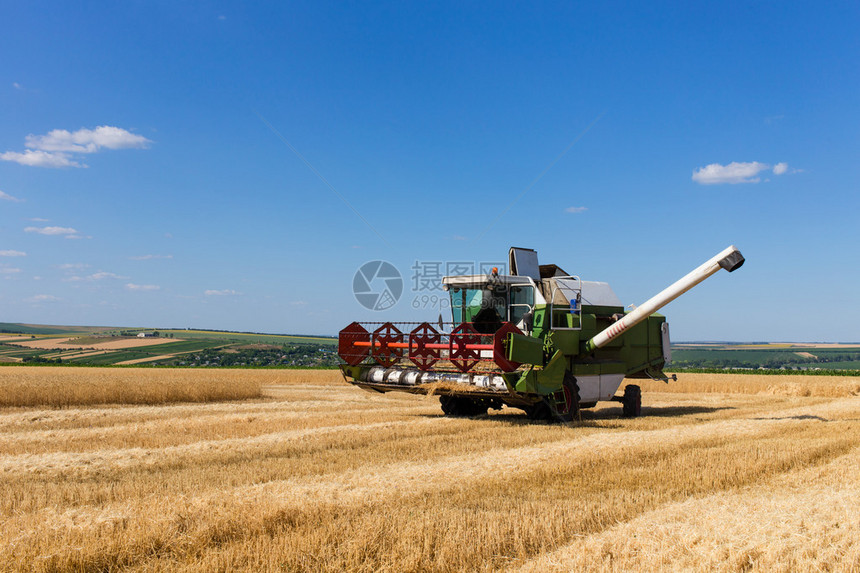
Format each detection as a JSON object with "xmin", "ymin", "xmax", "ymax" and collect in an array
[{"xmin": 339, "ymin": 246, "xmax": 744, "ymax": 422}]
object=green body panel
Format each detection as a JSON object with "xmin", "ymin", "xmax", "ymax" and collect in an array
[
  {"xmin": 502, "ymin": 303, "xmax": 668, "ymax": 384},
  {"xmin": 621, "ymin": 314, "xmax": 668, "ymax": 377},
  {"xmin": 570, "ymin": 362, "xmax": 599, "ymax": 376},
  {"xmin": 537, "ymin": 351, "xmax": 567, "ymax": 392},
  {"xmin": 512, "ymin": 369, "xmax": 538, "ymax": 393},
  {"xmin": 514, "ymin": 351, "xmax": 566, "ymax": 394},
  {"xmin": 576, "ymin": 312, "xmax": 596, "ymax": 334},
  {"xmin": 524, "ymin": 304, "xmax": 665, "ymax": 372},
  {"xmin": 532, "ymin": 305, "xmax": 618, "ymax": 336},
  {"xmin": 341, "ymin": 364, "xmax": 367, "ymax": 381},
  {"xmin": 547, "ymin": 330, "xmax": 580, "ymax": 354},
  {"xmin": 568, "ymin": 361, "xmax": 626, "ymax": 376},
  {"xmin": 507, "ymin": 332, "xmax": 544, "ymax": 365}
]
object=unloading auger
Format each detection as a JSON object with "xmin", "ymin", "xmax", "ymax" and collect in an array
[{"xmin": 339, "ymin": 246, "xmax": 744, "ymax": 422}]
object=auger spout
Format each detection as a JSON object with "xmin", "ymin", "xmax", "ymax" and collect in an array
[{"xmin": 584, "ymin": 245, "xmax": 744, "ymax": 353}]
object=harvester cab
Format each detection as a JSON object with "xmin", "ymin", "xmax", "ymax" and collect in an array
[
  {"xmin": 339, "ymin": 245, "xmax": 744, "ymax": 422},
  {"xmin": 446, "ymin": 277, "xmax": 534, "ymax": 334}
]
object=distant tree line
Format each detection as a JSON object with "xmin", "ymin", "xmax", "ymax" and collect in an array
[
  {"xmin": 160, "ymin": 345, "xmax": 339, "ymax": 368},
  {"xmin": 22, "ymin": 356, "xmax": 62, "ymax": 364},
  {"xmin": 671, "ymin": 351, "xmax": 860, "ymax": 370}
]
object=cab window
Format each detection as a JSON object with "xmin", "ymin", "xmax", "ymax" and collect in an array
[
  {"xmin": 509, "ymin": 285, "xmax": 534, "ymax": 325},
  {"xmin": 450, "ymin": 287, "xmax": 505, "ymax": 327},
  {"xmin": 450, "ymin": 287, "xmax": 486, "ymax": 323}
]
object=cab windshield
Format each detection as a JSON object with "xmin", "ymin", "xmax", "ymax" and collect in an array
[{"xmin": 449, "ymin": 284, "xmax": 534, "ymax": 333}]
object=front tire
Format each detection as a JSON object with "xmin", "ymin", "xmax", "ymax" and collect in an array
[
  {"xmin": 622, "ymin": 384, "xmax": 641, "ymax": 418},
  {"xmin": 523, "ymin": 401, "xmax": 552, "ymax": 421},
  {"xmin": 552, "ymin": 373, "xmax": 581, "ymax": 423},
  {"xmin": 439, "ymin": 395, "xmax": 489, "ymax": 417}
]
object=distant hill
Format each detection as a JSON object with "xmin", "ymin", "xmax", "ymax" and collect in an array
[
  {"xmin": 0, "ymin": 322, "xmax": 334, "ymax": 340},
  {"xmin": 0, "ymin": 322, "xmax": 116, "ymax": 335}
]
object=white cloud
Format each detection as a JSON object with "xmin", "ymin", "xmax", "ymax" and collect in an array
[
  {"xmin": 13, "ymin": 82, "xmax": 23, "ymax": 90},
  {"xmin": 25, "ymin": 126, "xmax": 151, "ymax": 154},
  {"xmin": 291, "ymin": 301, "xmax": 308, "ymax": 306},
  {"xmin": 126, "ymin": 283, "xmax": 160, "ymax": 291},
  {"xmin": 565, "ymin": 206, "xmax": 588, "ymax": 213},
  {"xmin": 27, "ymin": 294, "xmax": 60, "ymax": 303},
  {"xmin": 2, "ymin": 125, "xmax": 151, "ymax": 169},
  {"xmin": 692, "ymin": 162, "xmax": 770, "ymax": 185},
  {"xmin": 0, "ymin": 250, "xmax": 26, "ymax": 257},
  {"xmin": 0, "ymin": 190, "xmax": 23, "ymax": 202},
  {"xmin": 91, "ymin": 271, "xmax": 126, "ymax": 280},
  {"xmin": 0, "ymin": 150, "xmax": 82, "ymax": 168},
  {"xmin": 25, "ymin": 226, "xmax": 79, "ymax": 237},
  {"xmin": 1, "ymin": 267, "xmax": 21, "ymax": 274},
  {"xmin": 58, "ymin": 263, "xmax": 89, "ymax": 270},
  {"xmin": 28, "ymin": 217, "xmax": 49, "ymax": 222},
  {"xmin": 65, "ymin": 271, "xmax": 128, "ymax": 283},
  {"xmin": 205, "ymin": 289, "xmax": 240, "ymax": 296},
  {"xmin": 773, "ymin": 162, "xmax": 788, "ymax": 175},
  {"xmin": 129, "ymin": 254, "xmax": 174, "ymax": 260}
]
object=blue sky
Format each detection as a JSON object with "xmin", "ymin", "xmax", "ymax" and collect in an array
[{"xmin": 1, "ymin": 1, "xmax": 857, "ymax": 341}]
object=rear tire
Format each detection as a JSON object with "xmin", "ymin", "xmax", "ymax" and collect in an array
[{"xmin": 622, "ymin": 384, "xmax": 641, "ymax": 418}]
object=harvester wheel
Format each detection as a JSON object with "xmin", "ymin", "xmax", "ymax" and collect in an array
[
  {"xmin": 439, "ymin": 396, "xmax": 488, "ymax": 417},
  {"xmin": 525, "ymin": 374, "xmax": 580, "ymax": 422},
  {"xmin": 622, "ymin": 384, "xmax": 642, "ymax": 418},
  {"xmin": 524, "ymin": 402, "xmax": 552, "ymax": 421},
  {"xmin": 552, "ymin": 373, "xmax": 581, "ymax": 423},
  {"xmin": 439, "ymin": 395, "xmax": 454, "ymax": 415},
  {"xmin": 468, "ymin": 401, "xmax": 489, "ymax": 416}
]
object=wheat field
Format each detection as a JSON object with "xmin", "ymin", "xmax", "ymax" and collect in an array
[
  {"xmin": 0, "ymin": 367, "xmax": 263, "ymax": 408},
  {"xmin": 0, "ymin": 367, "xmax": 858, "ymax": 572}
]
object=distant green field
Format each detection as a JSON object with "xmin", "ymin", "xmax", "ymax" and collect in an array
[
  {"xmin": 158, "ymin": 329, "xmax": 337, "ymax": 347},
  {"xmin": 0, "ymin": 347, "xmax": 45, "ymax": 359},
  {"xmin": 64, "ymin": 351, "xmax": 144, "ymax": 365},
  {"xmin": 130, "ymin": 339, "xmax": 227, "ymax": 353},
  {"xmin": 671, "ymin": 344, "xmax": 860, "ymax": 371},
  {"xmin": 71, "ymin": 351, "xmax": 169, "ymax": 365},
  {"xmin": 61, "ymin": 339, "xmax": 226, "ymax": 365},
  {"xmin": 0, "ymin": 324, "xmax": 337, "ymax": 367}
]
